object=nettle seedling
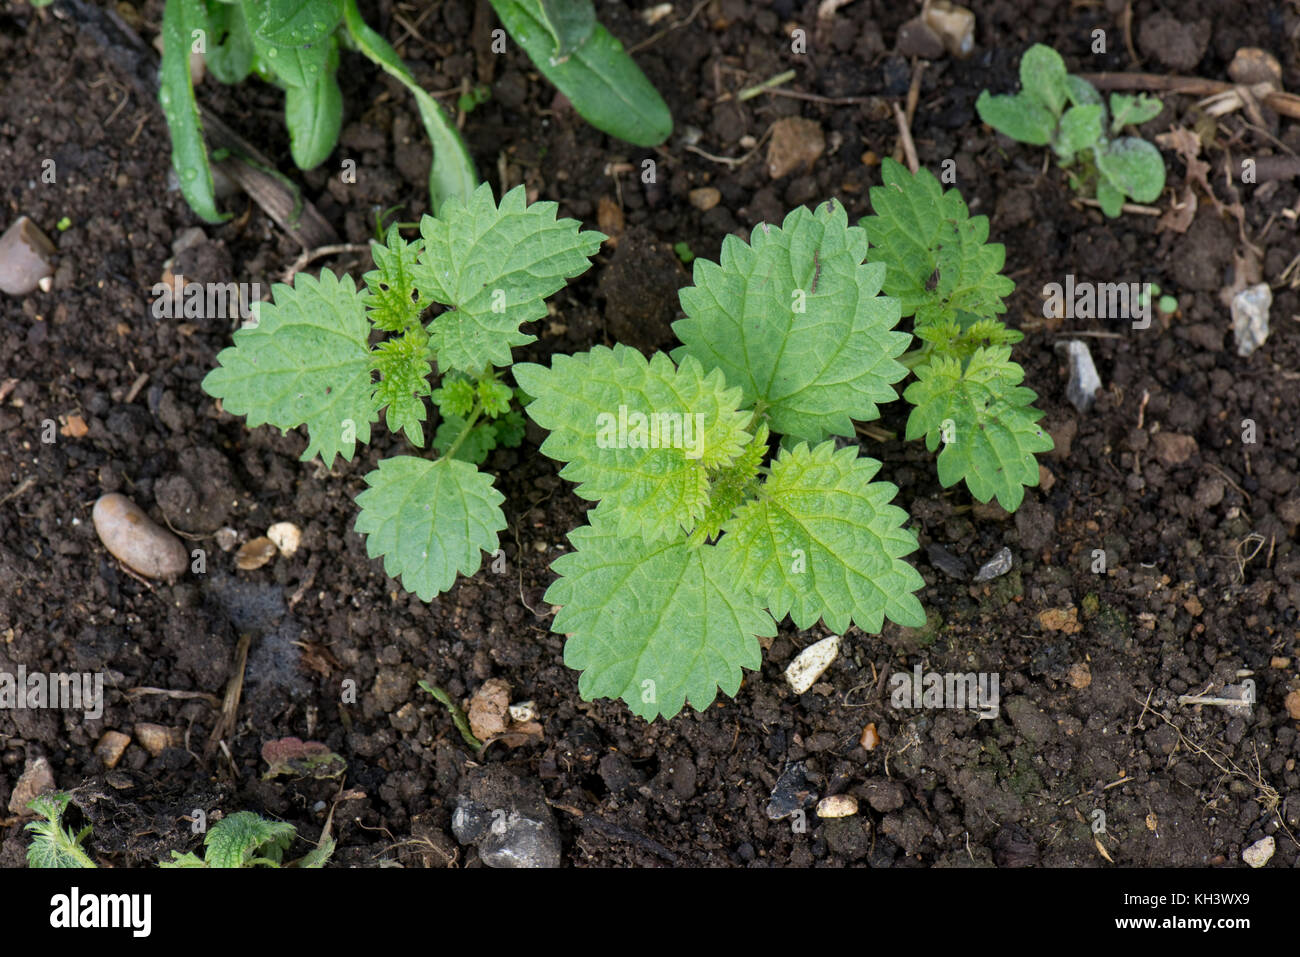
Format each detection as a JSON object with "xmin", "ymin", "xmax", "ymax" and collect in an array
[
  {"xmin": 25, "ymin": 796, "xmax": 333, "ymax": 868},
  {"xmin": 203, "ymin": 184, "xmax": 602, "ymax": 600},
  {"xmin": 516, "ymin": 159, "xmax": 1052, "ymax": 720},
  {"xmin": 976, "ymin": 44, "xmax": 1166, "ymax": 217},
  {"xmin": 161, "ymin": 0, "xmax": 671, "ymax": 222}
]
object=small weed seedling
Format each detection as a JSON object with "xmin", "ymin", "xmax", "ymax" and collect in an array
[
  {"xmin": 203, "ymin": 185, "xmax": 603, "ymax": 600},
  {"xmin": 976, "ymin": 44, "xmax": 1165, "ymax": 216},
  {"xmin": 161, "ymin": 0, "xmax": 671, "ymax": 222},
  {"xmin": 26, "ymin": 796, "xmax": 333, "ymax": 868},
  {"xmin": 516, "ymin": 159, "xmax": 1052, "ymax": 720}
]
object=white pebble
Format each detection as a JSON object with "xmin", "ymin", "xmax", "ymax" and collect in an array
[
  {"xmin": 816, "ymin": 794, "xmax": 859, "ymax": 818},
  {"xmin": 267, "ymin": 521, "xmax": 301, "ymax": 557},
  {"xmin": 1242, "ymin": 835, "xmax": 1274, "ymax": 868},
  {"xmin": 785, "ymin": 635, "xmax": 839, "ymax": 695},
  {"xmin": 92, "ymin": 493, "xmax": 188, "ymax": 579}
]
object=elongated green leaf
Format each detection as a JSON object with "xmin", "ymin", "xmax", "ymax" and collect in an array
[
  {"xmin": 160, "ymin": 0, "xmax": 228, "ymax": 223},
  {"xmin": 537, "ymin": 0, "xmax": 596, "ymax": 59},
  {"xmin": 355, "ymin": 456, "xmax": 506, "ymax": 600},
  {"xmin": 862, "ymin": 158, "xmax": 1015, "ymax": 329},
  {"xmin": 201, "ymin": 271, "xmax": 377, "ymax": 467},
  {"xmin": 489, "ymin": 0, "xmax": 671, "ymax": 146},
  {"xmin": 284, "ymin": 37, "xmax": 342, "ymax": 169},
  {"xmin": 247, "ymin": 26, "xmax": 334, "ymax": 88},
  {"xmin": 673, "ymin": 199, "xmax": 909, "ymax": 445},
  {"xmin": 716, "ymin": 441, "xmax": 924, "ymax": 633},
  {"xmin": 904, "ymin": 346, "xmax": 1054, "ymax": 511},
  {"xmin": 548, "ymin": 515, "xmax": 774, "ymax": 720},
  {"xmin": 343, "ymin": 0, "xmax": 478, "ymax": 209},
  {"xmin": 413, "ymin": 183, "xmax": 604, "ymax": 371},
  {"xmin": 514, "ymin": 345, "xmax": 752, "ymax": 542}
]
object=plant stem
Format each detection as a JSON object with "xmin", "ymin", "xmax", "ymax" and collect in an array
[{"xmin": 441, "ymin": 403, "xmax": 483, "ymax": 461}]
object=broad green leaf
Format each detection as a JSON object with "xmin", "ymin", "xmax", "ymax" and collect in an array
[
  {"xmin": 160, "ymin": 0, "xmax": 228, "ymax": 223},
  {"xmin": 202, "ymin": 812, "xmax": 296, "ymax": 868},
  {"xmin": 673, "ymin": 199, "xmax": 909, "ymax": 445},
  {"xmin": 548, "ymin": 515, "xmax": 775, "ymax": 720},
  {"xmin": 1096, "ymin": 179, "xmax": 1124, "ymax": 218},
  {"xmin": 283, "ymin": 37, "xmax": 342, "ymax": 169},
  {"xmin": 363, "ymin": 225, "xmax": 426, "ymax": 332},
  {"xmin": 975, "ymin": 91, "xmax": 1055, "ymax": 146},
  {"xmin": 488, "ymin": 0, "xmax": 672, "ymax": 146},
  {"xmin": 862, "ymin": 158, "xmax": 1015, "ymax": 329},
  {"xmin": 413, "ymin": 183, "xmax": 604, "ymax": 371},
  {"xmin": 1108, "ymin": 93, "xmax": 1162, "ymax": 133},
  {"xmin": 1097, "ymin": 136, "xmax": 1166, "ymax": 203},
  {"xmin": 716, "ymin": 441, "xmax": 925, "ymax": 633},
  {"xmin": 1019, "ymin": 43, "xmax": 1068, "ymax": 116},
  {"xmin": 1054, "ymin": 104, "xmax": 1102, "ymax": 162},
  {"xmin": 514, "ymin": 345, "xmax": 753, "ymax": 542},
  {"xmin": 202, "ymin": 271, "xmax": 377, "ymax": 467},
  {"xmin": 904, "ymin": 346, "xmax": 1054, "ymax": 511},
  {"xmin": 1065, "ymin": 74, "xmax": 1103, "ymax": 109},
  {"xmin": 242, "ymin": 0, "xmax": 343, "ymax": 47},
  {"xmin": 537, "ymin": 0, "xmax": 596, "ymax": 59},
  {"xmin": 342, "ymin": 0, "xmax": 478, "ymax": 208},
  {"xmin": 354, "ymin": 456, "xmax": 507, "ymax": 600},
  {"xmin": 371, "ymin": 326, "xmax": 433, "ymax": 446},
  {"xmin": 915, "ymin": 313, "xmax": 1023, "ymax": 363},
  {"xmin": 247, "ymin": 29, "xmax": 334, "ymax": 89}
]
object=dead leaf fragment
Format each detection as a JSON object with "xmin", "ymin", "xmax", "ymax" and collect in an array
[
  {"xmin": 261, "ymin": 737, "xmax": 347, "ymax": 780},
  {"xmin": 468, "ymin": 677, "xmax": 512, "ymax": 741}
]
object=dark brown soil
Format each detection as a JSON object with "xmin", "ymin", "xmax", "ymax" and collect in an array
[{"xmin": 1, "ymin": 0, "xmax": 1298, "ymax": 869}]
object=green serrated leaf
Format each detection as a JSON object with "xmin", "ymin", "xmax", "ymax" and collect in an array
[
  {"xmin": 492, "ymin": 409, "xmax": 526, "ymax": 447},
  {"xmin": 548, "ymin": 515, "xmax": 775, "ymax": 720},
  {"xmin": 412, "ymin": 183, "xmax": 604, "ymax": 372},
  {"xmin": 1097, "ymin": 136, "xmax": 1166, "ymax": 203},
  {"xmin": 372, "ymin": 325, "xmax": 433, "ymax": 446},
  {"xmin": 515, "ymin": 345, "xmax": 753, "ymax": 542},
  {"xmin": 354, "ymin": 456, "xmax": 507, "ymax": 599},
  {"xmin": 904, "ymin": 346, "xmax": 1054, "ymax": 511},
  {"xmin": 25, "ymin": 794, "xmax": 97, "ymax": 869},
  {"xmin": 690, "ymin": 422, "xmax": 769, "ymax": 545},
  {"xmin": 478, "ymin": 379, "xmax": 514, "ymax": 417},
  {"xmin": 1108, "ymin": 92, "xmax": 1162, "ymax": 133},
  {"xmin": 975, "ymin": 91, "xmax": 1056, "ymax": 146},
  {"xmin": 364, "ymin": 224, "xmax": 426, "ymax": 331},
  {"xmin": 203, "ymin": 812, "xmax": 296, "ymax": 868},
  {"xmin": 716, "ymin": 441, "xmax": 924, "ymax": 633},
  {"xmin": 1054, "ymin": 104, "xmax": 1102, "ymax": 162},
  {"xmin": 1019, "ymin": 43, "xmax": 1069, "ymax": 116},
  {"xmin": 431, "ymin": 377, "xmax": 477, "ymax": 417},
  {"xmin": 202, "ymin": 271, "xmax": 377, "ymax": 467},
  {"xmin": 674, "ymin": 199, "xmax": 909, "ymax": 445},
  {"xmin": 863, "ymin": 158, "xmax": 1015, "ymax": 330}
]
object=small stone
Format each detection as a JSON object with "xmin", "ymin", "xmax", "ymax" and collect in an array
[
  {"xmin": 1057, "ymin": 339, "xmax": 1102, "ymax": 412},
  {"xmin": 1269, "ymin": 656, "xmax": 1290, "ymax": 670},
  {"xmin": 508, "ymin": 700, "xmax": 536, "ymax": 723},
  {"xmin": 1194, "ymin": 477, "xmax": 1225, "ymax": 508},
  {"xmin": 1067, "ymin": 662, "xmax": 1092, "ymax": 689},
  {"xmin": 1039, "ymin": 607, "xmax": 1082, "ymax": 634},
  {"xmin": 468, "ymin": 678, "xmax": 512, "ymax": 741},
  {"xmin": 93, "ymin": 493, "xmax": 189, "ymax": 579},
  {"xmin": 0, "ymin": 216, "xmax": 57, "ymax": 296},
  {"xmin": 1284, "ymin": 689, "xmax": 1300, "ymax": 721},
  {"xmin": 8, "ymin": 756, "xmax": 56, "ymax": 814},
  {"xmin": 895, "ymin": 16, "xmax": 944, "ymax": 58},
  {"xmin": 596, "ymin": 196, "xmax": 624, "ymax": 241},
  {"xmin": 767, "ymin": 117, "xmax": 825, "ymax": 179},
  {"xmin": 817, "ymin": 794, "xmax": 859, "ymax": 818},
  {"xmin": 859, "ymin": 723, "xmax": 880, "ymax": 751},
  {"xmin": 1242, "ymin": 835, "xmax": 1274, "ymax": 868},
  {"xmin": 689, "ymin": 187, "xmax": 721, "ymax": 211},
  {"xmin": 766, "ymin": 761, "xmax": 815, "ymax": 820},
  {"xmin": 1228, "ymin": 48, "xmax": 1282, "ymax": 87},
  {"xmin": 973, "ymin": 546, "xmax": 1013, "ymax": 582},
  {"xmin": 235, "ymin": 536, "xmax": 277, "ymax": 570},
  {"xmin": 134, "ymin": 723, "xmax": 179, "ymax": 757},
  {"xmin": 214, "ymin": 527, "xmax": 239, "ymax": 551},
  {"xmin": 922, "ymin": 0, "xmax": 975, "ymax": 58},
  {"xmin": 452, "ymin": 769, "xmax": 561, "ymax": 868},
  {"xmin": 1231, "ymin": 283, "xmax": 1271, "ymax": 357},
  {"xmin": 926, "ymin": 543, "xmax": 968, "ymax": 580},
  {"xmin": 266, "ymin": 521, "xmax": 301, "ymax": 557},
  {"xmin": 60, "ymin": 414, "xmax": 88, "ymax": 438},
  {"xmin": 785, "ymin": 634, "xmax": 839, "ymax": 694},
  {"xmin": 1151, "ymin": 431, "xmax": 1198, "ymax": 467},
  {"xmin": 95, "ymin": 731, "xmax": 131, "ymax": 769},
  {"xmin": 1038, "ymin": 464, "xmax": 1056, "ymax": 493}
]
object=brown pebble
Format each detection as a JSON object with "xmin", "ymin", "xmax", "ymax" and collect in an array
[
  {"xmin": 8, "ymin": 756, "xmax": 56, "ymax": 814},
  {"xmin": 1285, "ymin": 690, "xmax": 1300, "ymax": 721},
  {"xmin": 689, "ymin": 187, "xmax": 721, "ymax": 211},
  {"xmin": 1228, "ymin": 47, "xmax": 1281, "ymax": 87},
  {"xmin": 1038, "ymin": 463, "xmax": 1056, "ymax": 493},
  {"xmin": 596, "ymin": 196, "xmax": 624, "ymax": 242},
  {"xmin": 767, "ymin": 117, "xmax": 825, "ymax": 179},
  {"xmin": 93, "ymin": 493, "xmax": 189, "ymax": 579},
  {"xmin": 860, "ymin": 723, "xmax": 880, "ymax": 750},
  {"xmin": 1067, "ymin": 662, "xmax": 1092, "ymax": 689},
  {"xmin": 95, "ymin": 731, "xmax": 132, "ymax": 769},
  {"xmin": 134, "ymin": 723, "xmax": 179, "ymax": 757},
  {"xmin": 1150, "ymin": 431, "xmax": 1197, "ymax": 466},
  {"xmin": 60, "ymin": 414, "xmax": 88, "ymax": 438},
  {"xmin": 1270, "ymin": 657, "xmax": 1291, "ymax": 670},
  {"xmin": 235, "ymin": 536, "xmax": 278, "ymax": 570}
]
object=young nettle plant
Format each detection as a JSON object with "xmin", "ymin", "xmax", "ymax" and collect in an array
[
  {"xmin": 516, "ymin": 160, "xmax": 1052, "ymax": 720},
  {"xmin": 976, "ymin": 44, "xmax": 1166, "ymax": 217},
  {"xmin": 203, "ymin": 184, "xmax": 602, "ymax": 599}
]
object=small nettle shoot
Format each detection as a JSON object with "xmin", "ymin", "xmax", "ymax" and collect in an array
[
  {"xmin": 202, "ymin": 184, "xmax": 603, "ymax": 601},
  {"xmin": 25, "ymin": 794, "xmax": 96, "ymax": 869},
  {"xmin": 976, "ymin": 44, "xmax": 1166, "ymax": 217},
  {"xmin": 517, "ymin": 167, "xmax": 1051, "ymax": 720}
]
